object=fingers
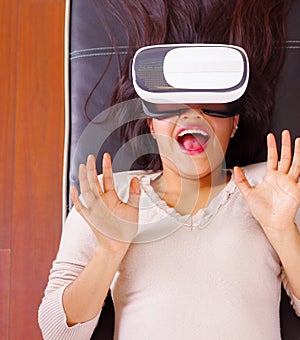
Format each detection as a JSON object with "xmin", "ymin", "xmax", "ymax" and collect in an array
[
  {"xmin": 102, "ymin": 153, "xmax": 115, "ymax": 192},
  {"xmin": 267, "ymin": 133, "xmax": 278, "ymax": 171},
  {"xmin": 278, "ymin": 130, "xmax": 292, "ymax": 173},
  {"xmin": 82, "ymin": 153, "xmax": 141, "ymax": 208},
  {"xmin": 78, "ymin": 154, "xmax": 105, "ymax": 208},
  {"xmin": 70, "ymin": 186, "xmax": 89, "ymax": 216},
  {"xmin": 289, "ymin": 137, "xmax": 300, "ymax": 181},
  {"xmin": 77, "ymin": 153, "xmax": 117, "ymax": 208},
  {"xmin": 267, "ymin": 130, "xmax": 300, "ymax": 181},
  {"xmin": 70, "ymin": 186, "xmax": 79, "ymax": 206},
  {"xmin": 233, "ymin": 166, "xmax": 252, "ymax": 198},
  {"xmin": 78, "ymin": 162, "xmax": 97, "ymax": 207},
  {"xmin": 127, "ymin": 177, "xmax": 141, "ymax": 208},
  {"xmin": 86, "ymin": 154, "xmax": 103, "ymax": 196}
]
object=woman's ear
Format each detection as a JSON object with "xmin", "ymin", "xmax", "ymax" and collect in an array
[
  {"xmin": 231, "ymin": 114, "xmax": 240, "ymax": 138},
  {"xmin": 147, "ymin": 118, "xmax": 154, "ymax": 135}
]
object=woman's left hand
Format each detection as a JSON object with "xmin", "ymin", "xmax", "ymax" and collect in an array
[{"xmin": 234, "ymin": 130, "xmax": 300, "ymax": 245}]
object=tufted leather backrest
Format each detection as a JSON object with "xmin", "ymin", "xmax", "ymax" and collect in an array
[
  {"xmin": 273, "ymin": 3, "xmax": 300, "ymax": 336},
  {"xmin": 64, "ymin": 0, "xmax": 300, "ymax": 338},
  {"xmin": 272, "ymin": 0, "xmax": 300, "ymax": 142}
]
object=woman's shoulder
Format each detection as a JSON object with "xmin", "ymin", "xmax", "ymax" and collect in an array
[
  {"xmin": 97, "ymin": 169, "xmax": 158, "ymax": 183},
  {"xmin": 97, "ymin": 169, "xmax": 160, "ymax": 201},
  {"xmin": 241, "ymin": 161, "xmax": 267, "ymax": 185}
]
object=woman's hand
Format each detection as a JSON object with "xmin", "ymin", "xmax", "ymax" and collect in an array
[
  {"xmin": 71, "ymin": 153, "xmax": 141, "ymax": 252},
  {"xmin": 234, "ymin": 130, "xmax": 300, "ymax": 246}
]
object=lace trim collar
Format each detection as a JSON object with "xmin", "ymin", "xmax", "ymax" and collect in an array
[{"xmin": 138, "ymin": 171, "xmax": 237, "ymax": 230}]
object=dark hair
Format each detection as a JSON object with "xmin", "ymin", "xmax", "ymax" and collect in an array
[{"xmin": 97, "ymin": 0, "xmax": 292, "ymax": 170}]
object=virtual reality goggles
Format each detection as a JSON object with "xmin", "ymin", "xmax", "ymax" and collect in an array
[{"xmin": 132, "ymin": 44, "xmax": 249, "ymax": 118}]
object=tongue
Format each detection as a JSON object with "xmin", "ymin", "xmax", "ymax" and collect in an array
[{"xmin": 181, "ymin": 135, "xmax": 202, "ymax": 151}]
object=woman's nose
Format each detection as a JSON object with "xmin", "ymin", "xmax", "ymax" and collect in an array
[{"xmin": 178, "ymin": 107, "xmax": 204, "ymax": 120}]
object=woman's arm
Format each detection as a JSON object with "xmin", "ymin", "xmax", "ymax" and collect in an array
[
  {"xmin": 63, "ymin": 153, "xmax": 141, "ymax": 325},
  {"xmin": 39, "ymin": 153, "xmax": 141, "ymax": 338},
  {"xmin": 38, "ymin": 207, "xmax": 107, "ymax": 339},
  {"xmin": 234, "ymin": 131, "xmax": 300, "ymax": 302},
  {"xmin": 274, "ymin": 226, "xmax": 300, "ymax": 300},
  {"xmin": 62, "ymin": 243, "xmax": 128, "ymax": 326}
]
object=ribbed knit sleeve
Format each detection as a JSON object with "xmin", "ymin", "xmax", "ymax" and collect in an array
[
  {"xmin": 38, "ymin": 285, "xmax": 101, "ymax": 339},
  {"xmin": 38, "ymin": 207, "xmax": 101, "ymax": 339}
]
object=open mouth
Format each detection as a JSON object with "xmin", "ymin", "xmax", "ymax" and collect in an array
[{"xmin": 176, "ymin": 128, "xmax": 210, "ymax": 154}]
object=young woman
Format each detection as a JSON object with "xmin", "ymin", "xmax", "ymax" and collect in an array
[{"xmin": 39, "ymin": 1, "xmax": 299, "ymax": 339}]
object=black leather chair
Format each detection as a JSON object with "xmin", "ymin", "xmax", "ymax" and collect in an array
[{"xmin": 64, "ymin": 0, "xmax": 300, "ymax": 338}]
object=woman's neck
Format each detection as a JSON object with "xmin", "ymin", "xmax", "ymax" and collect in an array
[{"xmin": 151, "ymin": 167, "xmax": 230, "ymax": 215}]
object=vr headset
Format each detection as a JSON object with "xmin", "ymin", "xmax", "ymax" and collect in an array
[{"xmin": 131, "ymin": 44, "xmax": 249, "ymax": 118}]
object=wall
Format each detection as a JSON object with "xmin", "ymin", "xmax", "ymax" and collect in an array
[{"xmin": 0, "ymin": 0, "xmax": 65, "ymax": 338}]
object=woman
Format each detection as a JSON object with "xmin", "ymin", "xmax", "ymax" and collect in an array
[{"xmin": 39, "ymin": 1, "xmax": 299, "ymax": 339}]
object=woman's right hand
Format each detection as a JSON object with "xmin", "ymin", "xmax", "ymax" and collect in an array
[{"xmin": 70, "ymin": 153, "xmax": 141, "ymax": 253}]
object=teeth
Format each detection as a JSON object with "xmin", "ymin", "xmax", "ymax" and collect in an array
[{"xmin": 177, "ymin": 129, "xmax": 209, "ymax": 138}]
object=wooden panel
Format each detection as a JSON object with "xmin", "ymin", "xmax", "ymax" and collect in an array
[
  {"xmin": 10, "ymin": 1, "xmax": 65, "ymax": 338},
  {"xmin": 0, "ymin": 250, "xmax": 11, "ymax": 339},
  {"xmin": 0, "ymin": 0, "xmax": 18, "ymax": 248}
]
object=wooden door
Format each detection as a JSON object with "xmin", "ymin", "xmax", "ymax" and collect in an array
[{"xmin": 0, "ymin": 0, "xmax": 65, "ymax": 338}]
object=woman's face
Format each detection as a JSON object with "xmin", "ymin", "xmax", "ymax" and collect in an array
[{"xmin": 148, "ymin": 104, "xmax": 239, "ymax": 180}]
